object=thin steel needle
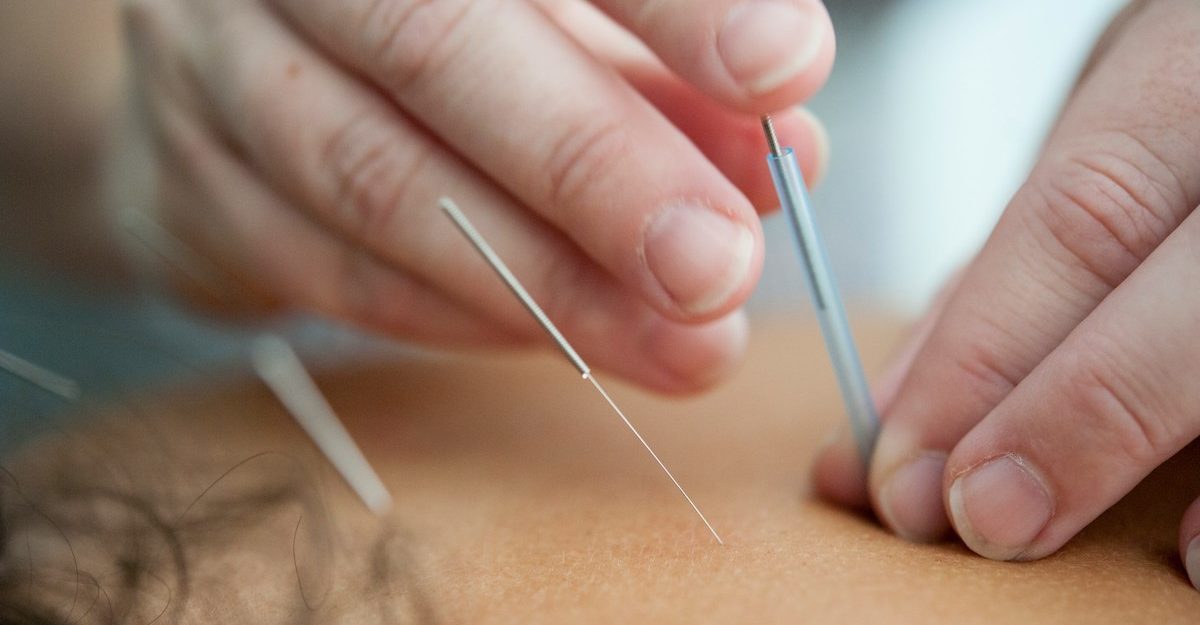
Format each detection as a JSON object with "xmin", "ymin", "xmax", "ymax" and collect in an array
[
  {"xmin": 761, "ymin": 115, "xmax": 881, "ymax": 467},
  {"xmin": 0, "ymin": 348, "xmax": 80, "ymax": 400},
  {"xmin": 251, "ymin": 334, "xmax": 394, "ymax": 516},
  {"xmin": 439, "ymin": 196, "xmax": 724, "ymax": 545},
  {"xmin": 584, "ymin": 374, "xmax": 724, "ymax": 544}
]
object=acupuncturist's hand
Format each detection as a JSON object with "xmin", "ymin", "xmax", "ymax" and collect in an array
[
  {"xmin": 110, "ymin": 0, "xmax": 832, "ymax": 393},
  {"xmin": 814, "ymin": 0, "xmax": 1200, "ymax": 584}
]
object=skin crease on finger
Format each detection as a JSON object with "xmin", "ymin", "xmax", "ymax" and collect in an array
[
  {"xmin": 263, "ymin": 0, "xmax": 829, "ymax": 326},
  {"xmin": 115, "ymin": 0, "xmax": 762, "ymax": 394},
  {"xmin": 9, "ymin": 0, "xmax": 824, "ymax": 392},
  {"xmin": 527, "ymin": 1, "xmax": 832, "ymax": 212},
  {"xmin": 940, "ymin": 1, "xmax": 1200, "ymax": 562},
  {"xmin": 11, "ymin": 0, "xmax": 1200, "ymax": 602},
  {"xmin": 100, "ymin": 0, "xmax": 835, "ymax": 404},
  {"xmin": 810, "ymin": 0, "xmax": 1200, "ymax": 560},
  {"xmin": 75, "ymin": 5, "xmax": 1200, "ymax": 577},
  {"xmin": 943, "ymin": 207, "xmax": 1200, "ymax": 562}
]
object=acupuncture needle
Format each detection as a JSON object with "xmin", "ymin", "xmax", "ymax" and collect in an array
[
  {"xmin": 761, "ymin": 115, "xmax": 881, "ymax": 467},
  {"xmin": 120, "ymin": 209, "xmax": 239, "ymax": 305},
  {"xmin": 439, "ymin": 197, "xmax": 724, "ymax": 546},
  {"xmin": 0, "ymin": 348, "xmax": 80, "ymax": 400},
  {"xmin": 251, "ymin": 334, "xmax": 394, "ymax": 516}
]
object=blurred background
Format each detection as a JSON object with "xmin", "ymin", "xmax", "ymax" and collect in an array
[
  {"xmin": 0, "ymin": 0, "xmax": 1127, "ymax": 414},
  {"xmin": 759, "ymin": 0, "xmax": 1125, "ymax": 312}
]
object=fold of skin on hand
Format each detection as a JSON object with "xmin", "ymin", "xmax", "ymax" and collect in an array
[
  {"xmin": 814, "ymin": 0, "xmax": 1200, "ymax": 566},
  {"xmin": 2, "ymin": 316, "xmax": 1198, "ymax": 624}
]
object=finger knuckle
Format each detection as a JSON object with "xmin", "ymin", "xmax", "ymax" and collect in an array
[
  {"xmin": 544, "ymin": 118, "xmax": 630, "ymax": 212},
  {"xmin": 1065, "ymin": 339, "xmax": 1180, "ymax": 466},
  {"xmin": 320, "ymin": 110, "xmax": 429, "ymax": 245},
  {"xmin": 363, "ymin": 0, "xmax": 478, "ymax": 91},
  {"xmin": 1028, "ymin": 138, "xmax": 1182, "ymax": 289},
  {"xmin": 938, "ymin": 315, "xmax": 1026, "ymax": 407},
  {"xmin": 951, "ymin": 344, "xmax": 1021, "ymax": 401}
]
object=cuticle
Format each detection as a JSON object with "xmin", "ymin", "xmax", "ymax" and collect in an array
[{"xmin": 955, "ymin": 452, "xmax": 1058, "ymax": 559}]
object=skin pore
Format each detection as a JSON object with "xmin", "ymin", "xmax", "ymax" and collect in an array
[{"xmin": 2, "ymin": 318, "xmax": 1198, "ymax": 624}]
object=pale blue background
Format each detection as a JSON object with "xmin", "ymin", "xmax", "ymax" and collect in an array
[{"xmin": 757, "ymin": 0, "xmax": 1125, "ymax": 312}]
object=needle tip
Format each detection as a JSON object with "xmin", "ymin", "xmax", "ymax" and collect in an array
[{"xmin": 761, "ymin": 115, "xmax": 782, "ymax": 157}]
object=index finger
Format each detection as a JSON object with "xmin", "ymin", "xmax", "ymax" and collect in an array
[
  {"xmin": 849, "ymin": 0, "xmax": 1200, "ymax": 541},
  {"xmin": 271, "ymin": 0, "xmax": 765, "ymax": 320}
]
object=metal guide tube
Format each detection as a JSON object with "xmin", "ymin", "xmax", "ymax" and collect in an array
[{"xmin": 766, "ymin": 146, "xmax": 880, "ymax": 465}]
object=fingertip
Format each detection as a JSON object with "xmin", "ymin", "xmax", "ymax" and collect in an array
[
  {"xmin": 864, "ymin": 422, "xmax": 953, "ymax": 542},
  {"xmin": 638, "ymin": 309, "xmax": 751, "ymax": 395},
  {"xmin": 811, "ymin": 426, "xmax": 871, "ymax": 509},
  {"xmin": 716, "ymin": 0, "xmax": 836, "ymax": 112},
  {"xmin": 641, "ymin": 202, "xmax": 764, "ymax": 320},
  {"xmin": 1179, "ymin": 496, "xmax": 1200, "ymax": 590},
  {"xmin": 793, "ymin": 107, "xmax": 830, "ymax": 188},
  {"xmin": 873, "ymin": 451, "xmax": 951, "ymax": 543}
]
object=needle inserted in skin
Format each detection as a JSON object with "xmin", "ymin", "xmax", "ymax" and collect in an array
[
  {"xmin": 584, "ymin": 374, "xmax": 724, "ymax": 544},
  {"xmin": 0, "ymin": 348, "xmax": 80, "ymax": 400},
  {"xmin": 251, "ymin": 334, "xmax": 394, "ymax": 516},
  {"xmin": 439, "ymin": 197, "xmax": 724, "ymax": 545},
  {"xmin": 761, "ymin": 115, "xmax": 881, "ymax": 466}
]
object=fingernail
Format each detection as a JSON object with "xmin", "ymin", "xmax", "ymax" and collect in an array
[
  {"xmin": 643, "ymin": 310, "xmax": 749, "ymax": 388},
  {"xmin": 719, "ymin": 0, "xmax": 824, "ymax": 96},
  {"xmin": 1187, "ymin": 535, "xmax": 1200, "ymax": 591},
  {"xmin": 877, "ymin": 452, "xmax": 950, "ymax": 542},
  {"xmin": 948, "ymin": 454, "xmax": 1053, "ymax": 560},
  {"xmin": 643, "ymin": 204, "xmax": 755, "ymax": 316}
]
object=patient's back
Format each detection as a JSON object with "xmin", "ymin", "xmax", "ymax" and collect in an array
[{"xmin": 3, "ymin": 317, "xmax": 1198, "ymax": 624}]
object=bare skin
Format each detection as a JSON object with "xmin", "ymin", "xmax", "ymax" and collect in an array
[
  {"xmin": 5, "ymin": 0, "xmax": 1200, "ymax": 582},
  {"xmin": 4, "ymin": 318, "xmax": 1198, "ymax": 624}
]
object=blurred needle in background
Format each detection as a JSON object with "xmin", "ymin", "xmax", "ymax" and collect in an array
[
  {"xmin": 251, "ymin": 334, "xmax": 394, "ymax": 516},
  {"xmin": 0, "ymin": 348, "xmax": 80, "ymax": 400}
]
